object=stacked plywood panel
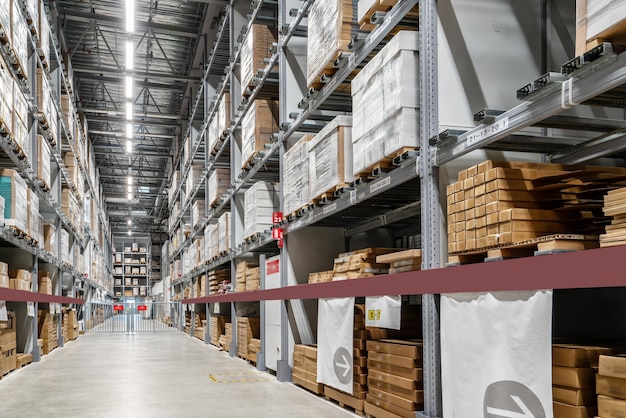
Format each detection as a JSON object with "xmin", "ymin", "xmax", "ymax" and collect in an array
[
  {"xmin": 293, "ymin": 344, "xmax": 324, "ymax": 394},
  {"xmin": 597, "ymin": 355, "xmax": 626, "ymax": 417},
  {"xmin": 601, "ymin": 187, "xmax": 626, "ymax": 247},
  {"xmin": 332, "ymin": 248, "xmax": 395, "ymax": 280},
  {"xmin": 552, "ymin": 344, "xmax": 613, "ymax": 417},
  {"xmin": 248, "ymin": 338, "xmax": 261, "ymax": 363},
  {"xmin": 245, "ymin": 267, "xmax": 261, "ymax": 291},
  {"xmin": 209, "ymin": 269, "xmax": 230, "ymax": 295},
  {"xmin": 308, "ymin": 270, "xmax": 334, "ymax": 284},
  {"xmin": 376, "ymin": 250, "xmax": 421, "ymax": 274},
  {"xmin": 365, "ymin": 340, "xmax": 424, "ymax": 418},
  {"xmin": 237, "ymin": 317, "xmax": 260, "ymax": 361}
]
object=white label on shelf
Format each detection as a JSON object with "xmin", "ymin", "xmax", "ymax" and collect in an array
[
  {"xmin": 317, "ymin": 298, "xmax": 354, "ymax": 394},
  {"xmin": 0, "ymin": 301, "xmax": 7, "ymax": 321},
  {"xmin": 291, "ymin": 219, "xmax": 304, "ymax": 230},
  {"xmin": 349, "ymin": 190, "xmax": 357, "ymax": 205},
  {"xmin": 50, "ymin": 303, "xmax": 56, "ymax": 314},
  {"xmin": 365, "ymin": 295, "xmax": 401, "ymax": 329},
  {"xmin": 466, "ymin": 117, "xmax": 510, "ymax": 147},
  {"xmin": 322, "ymin": 203, "xmax": 337, "ymax": 215},
  {"xmin": 370, "ymin": 176, "xmax": 391, "ymax": 194},
  {"xmin": 27, "ymin": 302, "xmax": 35, "ymax": 317}
]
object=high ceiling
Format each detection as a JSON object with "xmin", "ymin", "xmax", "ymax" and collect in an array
[{"xmin": 52, "ymin": 0, "xmax": 223, "ymax": 239}]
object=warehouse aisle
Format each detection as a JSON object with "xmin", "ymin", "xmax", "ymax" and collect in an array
[{"xmin": 0, "ymin": 333, "xmax": 357, "ymax": 417}]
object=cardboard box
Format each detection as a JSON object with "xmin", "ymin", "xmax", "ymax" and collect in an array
[
  {"xmin": 9, "ymin": 269, "xmax": 32, "ymax": 282},
  {"xmin": 9, "ymin": 278, "xmax": 30, "ymax": 291},
  {"xmin": 0, "ymin": 262, "xmax": 7, "ymax": 276},
  {"xmin": 552, "ymin": 385, "xmax": 596, "ymax": 406},
  {"xmin": 366, "ymin": 339, "xmax": 422, "ymax": 359},
  {"xmin": 552, "ymin": 366, "xmax": 596, "ymax": 388},
  {"xmin": 0, "ymin": 275, "xmax": 8, "ymax": 288},
  {"xmin": 241, "ymin": 99, "xmax": 279, "ymax": 168},
  {"xmin": 600, "ymin": 355, "xmax": 626, "ymax": 379},
  {"xmin": 0, "ymin": 311, "xmax": 16, "ymax": 346},
  {"xmin": 553, "ymin": 401, "xmax": 597, "ymax": 418},
  {"xmin": 364, "ymin": 400, "xmax": 416, "ymax": 418},
  {"xmin": 598, "ymin": 395, "xmax": 626, "ymax": 418},
  {"xmin": 598, "ymin": 374, "xmax": 626, "ymax": 400}
]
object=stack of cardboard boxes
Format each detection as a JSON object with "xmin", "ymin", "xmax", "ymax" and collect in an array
[
  {"xmin": 210, "ymin": 315, "xmax": 226, "ymax": 346},
  {"xmin": 209, "ymin": 269, "xmax": 230, "ymax": 295},
  {"xmin": 597, "ymin": 355, "xmax": 626, "ymax": 416},
  {"xmin": 235, "ymin": 261, "xmax": 259, "ymax": 292},
  {"xmin": 237, "ymin": 317, "xmax": 260, "ymax": 361},
  {"xmin": 0, "ymin": 311, "xmax": 16, "ymax": 377},
  {"xmin": 9, "ymin": 269, "xmax": 31, "ymax": 292},
  {"xmin": 0, "ymin": 262, "xmax": 8, "ymax": 288},
  {"xmin": 293, "ymin": 344, "xmax": 324, "ymax": 395},
  {"xmin": 332, "ymin": 248, "xmax": 394, "ymax": 280},
  {"xmin": 38, "ymin": 271, "xmax": 53, "ymax": 295},
  {"xmin": 376, "ymin": 250, "xmax": 422, "ymax": 274},
  {"xmin": 38, "ymin": 310, "xmax": 57, "ymax": 355}
]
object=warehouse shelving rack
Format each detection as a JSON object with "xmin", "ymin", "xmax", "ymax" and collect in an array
[
  {"xmin": 170, "ymin": 0, "xmax": 626, "ymax": 416},
  {"xmin": 112, "ymin": 236, "xmax": 151, "ymax": 299},
  {"xmin": 0, "ymin": 0, "xmax": 114, "ymax": 365}
]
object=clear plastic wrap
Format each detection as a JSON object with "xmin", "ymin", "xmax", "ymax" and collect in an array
[
  {"xmin": 11, "ymin": 2, "xmax": 28, "ymax": 77},
  {"xmin": 61, "ymin": 228, "xmax": 70, "ymax": 265},
  {"xmin": 218, "ymin": 211, "xmax": 230, "ymax": 253},
  {"xmin": 208, "ymin": 168, "xmax": 230, "ymax": 207},
  {"xmin": 27, "ymin": 189, "xmax": 39, "ymax": 241},
  {"xmin": 307, "ymin": 116, "xmax": 352, "ymax": 199},
  {"xmin": 351, "ymin": 31, "xmax": 419, "ymax": 175},
  {"xmin": 240, "ymin": 25, "xmax": 278, "ymax": 90},
  {"xmin": 38, "ymin": 1, "xmax": 50, "ymax": 66},
  {"xmin": 284, "ymin": 135, "xmax": 312, "ymax": 215},
  {"xmin": 307, "ymin": 0, "xmax": 357, "ymax": 86},
  {"xmin": 210, "ymin": 222, "xmax": 219, "ymax": 258},
  {"xmin": 0, "ymin": 169, "xmax": 28, "ymax": 232},
  {"xmin": 37, "ymin": 135, "xmax": 51, "ymax": 189},
  {"xmin": 187, "ymin": 165, "xmax": 204, "ymax": 197},
  {"xmin": 244, "ymin": 181, "xmax": 279, "ymax": 238}
]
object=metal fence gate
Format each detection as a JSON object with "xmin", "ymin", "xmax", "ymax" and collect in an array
[{"xmin": 86, "ymin": 301, "xmax": 182, "ymax": 333}]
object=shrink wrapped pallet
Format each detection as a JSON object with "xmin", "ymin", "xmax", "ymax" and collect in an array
[
  {"xmin": 0, "ymin": 63, "xmax": 11, "ymax": 135},
  {"xmin": 192, "ymin": 200, "xmax": 205, "ymax": 228},
  {"xmin": 352, "ymin": 31, "xmax": 419, "ymax": 176},
  {"xmin": 37, "ymin": 1, "xmax": 50, "ymax": 66},
  {"xmin": 244, "ymin": 181, "xmax": 279, "ymax": 238},
  {"xmin": 187, "ymin": 165, "xmax": 204, "ymax": 197},
  {"xmin": 308, "ymin": 116, "xmax": 353, "ymax": 199},
  {"xmin": 284, "ymin": 135, "xmax": 312, "ymax": 216},
  {"xmin": 208, "ymin": 168, "xmax": 229, "ymax": 207},
  {"xmin": 240, "ymin": 25, "xmax": 277, "ymax": 92},
  {"xmin": 576, "ymin": 0, "xmax": 626, "ymax": 55},
  {"xmin": 307, "ymin": 0, "xmax": 357, "ymax": 87},
  {"xmin": 36, "ymin": 69, "xmax": 53, "ymax": 128},
  {"xmin": 44, "ymin": 223, "xmax": 56, "ymax": 255},
  {"xmin": 0, "ymin": 169, "xmax": 28, "ymax": 233},
  {"xmin": 208, "ymin": 93, "xmax": 231, "ymax": 153},
  {"xmin": 37, "ymin": 135, "xmax": 51, "ymax": 190},
  {"xmin": 11, "ymin": 1, "xmax": 28, "ymax": 79},
  {"xmin": 209, "ymin": 222, "xmax": 219, "ymax": 259},
  {"xmin": 241, "ymin": 99, "xmax": 279, "ymax": 169},
  {"xmin": 0, "ymin": 0, "xmax": 10, "ymax": 38},
  {"xmin": 218, "ymin": 211, "xmax": 230, "ymax": 254},
  {"xmin": 61, "ymin": 228, "xmax": 70, "ymax": 265},
  {"xmin": 169, "ymin": 170, "xmax": 179, "ymax": 205},
  {"xmin": 27, "ymin": 189, "xmax": 40, "ymax": 242},
  {"xmin": 12, "ymin": 80, "xmax": 28, "ymax": 156}
]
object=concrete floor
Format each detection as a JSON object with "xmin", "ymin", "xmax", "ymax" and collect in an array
[{"xmin": 0, "ymin": 331, "xmax": 358, "ymax": 417}]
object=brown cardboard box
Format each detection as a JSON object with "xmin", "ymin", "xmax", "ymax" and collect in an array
[
  {"xmin": 553, "ymin": 344, "xmax": 613, "ymax": 367},
  {"xmin": 0, "ymin": 311, "xmax": 16, "ymax": 346},
  {"xmin": 9, "ymin": 278, "xmax": 30, "ymax": 291},
  {"xmin": 0, "ymin": 262, "xmax": 7, "ymax": 275},
  {"xmin": 369, "ymin": 352, "xmax": 419, "ymax": 370},
  {"xmin": 598, "ymin": 395, "xmax": 626, "ymax": 418},
  {"xmin": 368, "ymin": 387, "xmax": 421, "ymax": 412},
  {"xmin": 553, "ymin": 401, "xmax": 596, "ymax": 418},
  {"xmin": 553, "ymin": 366, "xmax": 596, "ymax": 388},
  {"xmin": 597, "ymin": 374, "xmax": 626, "ymax": 400},
  {"xmin": 366, "ymin": 340, "xmax": 422, "ymax": 359},
  {"xmin": 552, "ymin": 385, "xmax": 596, "ymax": 406},
  {"xmin": 1, "ymin": 341, "xmax": 17, "ymax": 375},
  {"xmin": 364, "ymin": 399, "xmax": 415, "ymax": 418},
  {"xmin": 0, "ymin": 275, "xmax": 8, "ymax": 288},
  {"xmin": 600, "ymin": 355, "xmax": 626, "ymax": 379},
  {"xmin": 9, "ymin": 269, "xmax": 31, "ymax": 283}
]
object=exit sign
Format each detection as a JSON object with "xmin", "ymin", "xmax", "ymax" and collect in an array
[
  {"xmin": 113, "ymin": 305, "xmax": 124, "ymax": 311},
  {"xmin": 137, "ymin": 305, "xmax": 147, "ymax": 311}
]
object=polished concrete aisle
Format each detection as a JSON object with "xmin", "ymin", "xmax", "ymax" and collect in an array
[{"xmin": 0, "ymin": 332, "xmax": 357, "ymax": 417}]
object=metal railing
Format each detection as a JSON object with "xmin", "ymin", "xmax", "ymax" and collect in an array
[{"xmin": 86, "ymin": 302, "xmax": 182, "ymax": 333}]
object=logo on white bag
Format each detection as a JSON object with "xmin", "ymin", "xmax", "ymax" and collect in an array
[
  {"xmin": 333, "ymin": 347, "xmax": 352, "ymax": 385},
  {"xmin": 484, "ymin": 381, "xmax": 545, "ymax": 418}
]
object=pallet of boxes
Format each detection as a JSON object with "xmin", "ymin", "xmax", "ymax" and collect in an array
[
  {"xmin": 597, "ymin": 354, "xmax": 626, "ymax": 417},
  {"xmin": 235, "ymin": 261, "xmax": 258, "ymax": 292},
  {"xmin": 237, "ymin": 317, "xmax": 260, "ymax": 364},
  {"xmin": 210, "ymin": 315, "xmax": 227, "ymax": 346},
  {"xmin": 38, "ymin": 310, "xmax": 58, "ymax": 354},
  {"xmin": 552, "ymin": 344, "xmax": 613, "ymax": 417},
  {"xmin": 0, "ymin": 311, "xmax": 17, "ymax": 378},
  {"xmin": 62, "ymin": 308, "xmax": 79, "ymax": 341},
  {"xmin": 218, "ymin": 322, "xmax": 233, "ymax": 352},
  {"xmin": 293, "ymin": 344, "xmax": 324, "ymax": 395}
]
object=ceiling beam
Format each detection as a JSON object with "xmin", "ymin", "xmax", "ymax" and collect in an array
[
  {"xmin": 81, "ymin": 108, "xmax": 182, "ymax": 121},
  {"xmin": 61, "ymin": 10, "xmax": 200, "ymax": 38},
  {"xmin": 76, "ymin": 74, "xmax": 184, "ymax": 91},
  {"xmin": 73, "ymin": 65, "xmax": 197, "ymax": 82},
  {"xmin": 85, "ymin": 115, "xmax": 181, "ymax": 128}
]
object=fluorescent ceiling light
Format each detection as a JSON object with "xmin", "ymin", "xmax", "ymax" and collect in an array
[
  {"xmin": 125, "ymin": 76, "xmax": 133, "ymax": 99},
  {"xmin": 126, "ymin": 102, "xmax": 133, "ymax": 121},
  {"xmin": 127, "ymin": 192, "xmax": 133, "ymax": 200},
  {"xmin": 126, "ymin": 123, "xmax": 133, "ymax": 138},
  {"xmin": 127, "ymin": 230, "xmax": 132, "ymax": 236},
  {"xmin": 126, "ymin": 0, "xmax": 135, "ymax": 33},
  {"xmin": 126, "ymin": 41, "xmax": 134, "ymax": 70},
  {"xmin": 127, "ymin": 185, "xmax": 132, "ymax": 193},
  {"xmin": 127, "ymin": 176, "xmax": 133, "ymax": 185},
  {"xmin": 126, "ymin": 140, "xmax": 132, "ymax": 154},
  {"xmin": 127, "ymin": 219, "xmax": 132, "ymax": 226}
]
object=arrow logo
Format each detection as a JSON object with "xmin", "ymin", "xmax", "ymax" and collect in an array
[
  {"xmin": 334, "ymin": 354, "xmax": 351, "ymax": 378},
  {"xmin": 487, "ymin": 395, "xmax": 536, "ymax": 418}
]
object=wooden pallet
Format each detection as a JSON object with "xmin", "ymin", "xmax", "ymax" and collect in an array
[
  {"xmin": 448, "ymin": 234, "xmax": 599, "ymax": 265},
  {"xmin": 242, "ymin": 151, "xmax": 261, "ymax": 171},
  {"xmin": 308, "ymin": 50, "xmax": 347, "ymax": 91},
  {"xmin": 310, "ymin": 183, "xmax": 350, "ymax": 206},
  {"xmin": 324, "ymin": 386, "xmax": 365, "ymax": 416},
  {"xmin": 292, "ymin": 375, "xmax": 325, "ymax": 396}
]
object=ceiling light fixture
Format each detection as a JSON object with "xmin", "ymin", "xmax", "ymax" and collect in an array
[
  {"xmin": 125, "ymin": 76, "xmax": 133, "ymax": 99},
  {"xmin": 126, "ymin": 140, "xmax": 132, "ymax": 154},
  {"xmin": 127, "ymin": 219, "xmax": 132, "ymax": 226},
  {"xmin": 127, "ymin": 185, "xmax": 133, "ymax": 193},
  {"xmin": 126, "ymin": 123, "xmax": 133, "ymax": 138},
  {"xmin": 126, "ymin": 102, "xmax": 133, "ymax": 121},
  {"xmin": 127, "ymin": 229, "xmax": 132, "ymax": 236},
  {"xmin": 126, "ymin": 40, "xmax": 134, "ymax": 70},
  {"xmin": 127, "ymin": 176, "xmax": 133, "ymax": 185},
  {"xmin": 126, "ymin": 0, "xmax": 135, "ymax": 33},
  {"xmin": 127, "ymin": 192, "xmax": 133, "ymax": 201}
]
